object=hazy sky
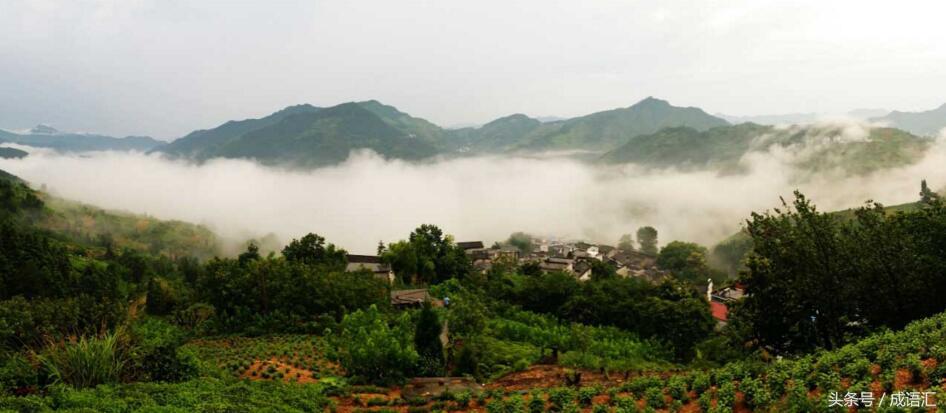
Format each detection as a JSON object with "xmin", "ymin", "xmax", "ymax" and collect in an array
[{"xmin": 2, "ymin": 0, "xmax": 946, "ymax": 139}]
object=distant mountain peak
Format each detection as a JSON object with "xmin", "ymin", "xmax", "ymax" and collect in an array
[
  {"xmin": 270, "ymin": 103, "xmax": 320, "ymax": 118},
  {"xmin": 29, "ymin": 124, "xmax": 59, "ymax": 134},
  {"xmin": 633, "ymin": 96, "xmax": 671, "ymax": 107}
]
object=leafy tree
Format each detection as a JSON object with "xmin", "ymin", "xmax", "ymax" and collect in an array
[
  {"xmin": 636, "ymin": 226, "xmax": 658, "ymax": 255},
  {"xmin": 519, "ymin": 261, "xmax": 543, "ymax": 277},
  {"xmin": 506, "ymin": 232, "xmax": 534, "ymax": 254},
  {"xmin": 381, "ymin": 240, "xmax": 418, "ymax": 282},
  {"xmin": 146, "ymin": 277, "xmax": 177, "ymax": 316},
  {"xmin": 238, "ymin": 242, "xmax": 260, "ymax": 266},
  {"xmin": 733, "ymin": 192, "xmax": 856, "ymax": 353},
  {"xmin": 414, "ymin": 303, "xmax": 445, "ymax": 376},
  {"xmin": 920, "ymin": 179, "xmax": 940, "ymax": 205},
  {"xmin": 336, "ymin": 305, "xmax": 418, "ymax": 385},
  {"xmin": 382, "ymin": 225, "xmax": 471, "ymax": 284},
  {"xmin": 710, "ymin": 233, "xmax": 753, "ymax": 276},
  {"xmin": 657, "ymin": 241, "xmax": 725, "ymax": 284},
  {"xmin": 589, "ymin": 259, "xmax": 617, "ymax": 281},
  {"xmin": 617, "ymin": 233, "xmax": 635, "ymax": 252},
  {"xmin": 281, "ymin": 233, "xmax": 346, "ymax": 269},
  {"xmin": 447, "ymin": 292, "xmax": 488, "ymax": 338}
]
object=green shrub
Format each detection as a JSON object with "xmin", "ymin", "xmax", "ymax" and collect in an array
[
  {"xmin": 560, "ymin": 401, "xmax": 579, "ymax": 413},
  {"xmin": 367, "ymin": 397, "xmax": 387, "ymax": 406},
  {"xmin": 336, "ymin": 306, "xmax": 418, "ymax": 385},
  {"xmin": 690, "ymin": 372, "xmax": 710, "ymax": 394},
  {"xmin": 666, "ymin": 376, "xmax": 688, "ymax": 400},
  {"xmin": 0, "ymin": 352, "xmax": 37, "ymax": 394},
  {"xmin": 716, "ymin": 382, "xmax": 735, "ymax": 410},
  {"xmin": 506, "ymin": 394, "xmax": 525, "ymax": 413},
  {"xmin": 643, "ymin": 387, "xmax": 665, "ymax": 409},
  {"xmin": 740, "ymin": 376, "xmax": 771, "ymax": 409},
  {"xmin": 39, "ymin": 331, "xmax": 125, "ymax": 389},
  {"xmin": 527, "ymin": 390, "xmax": 544, "ymax": 413},
  {"xmin": 486, "ymin": 399, "xmax": 505, "ymax": 413},
  {"xmin": 697, "ymin": 391, "xmax": 711, "ymax": 412},
  {"xmin": 578, "ymin": 386, "xmax": 598, "ymax": 406},
  {"xmin": 613, "ymin": 395, "xmax": 639, "ymax": 413},
  {"xmin": 548, "ymin": 387, "xmax": 576, "ymax": 411},
  {"xmin": 455, "ymin": 391, "xmax": 472, "ymax": 408}
]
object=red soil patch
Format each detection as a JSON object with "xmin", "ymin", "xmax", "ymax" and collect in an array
[
  {"xmin": 241, "ymin": 357, "xmax": 319, "ymax": 384},
  {"xmin": 487, "ymin": 364, "xmax": 624, "ymax": 391},
  {"xmin": 733, "ymin": 391, "xmax": 752, "ymax": 413},
  {"xmin": 894, "ymin": 368, "xmax": 914, "ymax": 390}
]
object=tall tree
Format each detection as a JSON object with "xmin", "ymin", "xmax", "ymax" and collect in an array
[
  {"xmin": 281, "ymin": 233, "xmax": 346, "ymax": 269},
  {"xmin": 617, "ymin": 233, "xmax": 636, "ymax": 253},
  {"xmin": 733, "ymin": 192, "xmax": 854, "ymax": 353},
  {"xmin": 414, "ymin": 302, "xmax": 445, "ymax": 376},
  {"xmin": 637, "ymin": 226, "xmax": 659, "ymax": 255},
  {"xmin": 920, "ymin": 179, "xmax": 940, "ymax": 205}
]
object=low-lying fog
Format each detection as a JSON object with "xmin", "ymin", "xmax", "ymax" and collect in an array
[{"xmin": 2, "ymin": 135, "xmax": 946, "ymax": 255}]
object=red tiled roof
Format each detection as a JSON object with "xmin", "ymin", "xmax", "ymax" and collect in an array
[{"xmin": 710, "ymin": 301, "xmax": 729, "ymax": 322}]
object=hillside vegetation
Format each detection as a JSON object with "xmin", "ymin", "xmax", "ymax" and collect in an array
[
  {"xmin": 601, "ymin": 123, "xmax": 931, "ymax": 175},
  {"xmin": 3, "ymin": 169, "xmax": 946, "ymax": 411},
  {"xmin": 0, "ymin": 125, "xmax": 163, "ymax": 152},
  {"xmin": 872, "ymin": 103, "xmax": 946, "ymax": 137},
  {"xmin": 157, "ymin": 97, "xmax": 731, "ymax": 166},
  {"xmin": 157, "ymin": 101, "xmax": 443, "ymax": 167}
]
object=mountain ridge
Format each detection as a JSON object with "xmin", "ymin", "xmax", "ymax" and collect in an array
[{"xmin": 871, "ymin": 103, "xmax": 946, "ymax": 136}]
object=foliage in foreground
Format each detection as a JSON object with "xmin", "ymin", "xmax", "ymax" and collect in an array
[
  {"xmin": 39, "ymin": 331, "xmax": 126, "ymax": 390},
  {"xmin": 0, "ymin": 377, "xmax": 329, "ymax": 413}
]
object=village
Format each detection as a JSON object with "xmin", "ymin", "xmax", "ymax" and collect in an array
[{"xmin": 345, "ymin": 237, "xmax": 744, "ymax": 328}]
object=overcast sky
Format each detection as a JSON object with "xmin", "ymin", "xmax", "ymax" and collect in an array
[{"xmin": 2, "ymin": 0, "xmax": 946, "ymax": 140}]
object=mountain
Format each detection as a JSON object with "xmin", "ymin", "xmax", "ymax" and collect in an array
[
  {"xmin": 847, "ymin": 108, "xmax": 889, "ymax": 119},
  {"xmin": 0, "ymin": 147, "xmax": 28, "ymax": 159},
  {"xmin": 871, "ymin": 103, "xmax": 946, "ymax": 137},
  {"xmin": 445, "ymin": 97, "xmax": 729, "ymax": 155},
  {"xmin": 446, "ymin": 114, "xmax": 543, "ymax": 154},
  {"xmin": 718, "ymin": 112, "xmax": 820, "ymax": 125},
  {"xmin": 156, "ymin": 104, "xmax": 321, "ymax": 159},
  {"xmin": 159, "ymin": 101, "xmax": 443, "ymax": 167},
  {"xmin": 0, "ymin": 125, "xmax": 164, "ymax": 152},
  {"xmin": 720, "ymin": 109, "xmax": 891, "ymax": 126},
  {"xmin": 160, "ymin": 97, "xmax": 727, "ymax": 165},
  {"xmin": 601, "ymin": 122, "xmax": 931, "ymax": 175},
  {"xmin": 507, "ymin": 97, "xmax": 729, "ymax": 153}
]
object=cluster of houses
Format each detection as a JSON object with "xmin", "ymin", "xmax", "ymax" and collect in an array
[
  {"xmin": 458, "ymin": 239, "xmax": 669, "ymax": 283},
  {"xmin": 343, "ymin": 238, "xmax": 746, "ymax": 326},
  {"xmin": 706, "ymin": 279, "xmax": 746, "ymax": 326}
]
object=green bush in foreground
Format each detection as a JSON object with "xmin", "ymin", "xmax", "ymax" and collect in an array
[
  {"xmin": 0, "ymin": 377, "xmax": 329, "ymax": 412},
  {"xmin": 39, "ymin": 331, "xmax": 125, "ymax": 389}
]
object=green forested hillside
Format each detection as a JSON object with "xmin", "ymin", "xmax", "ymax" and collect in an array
[
  {"xmin": 602, "ymin": 123, "xmax": 931, "ymax": 174},
  {"xmin": 871, "ymin": 103, "xmax": 946, "ymax": 136},
  {"xmin": 157, "ymin": 97, "xmax": 731, "ymax": 165},
  {"xmin": 0, "ymin": 147, "xmax": 27, "ymax": 159},
  {"xmin": 3, "ymin": 168, "xmax": 946, "ymax": 411},
  {"xmin": 155, "ymin": 104, "xmax": 321, "ymax": 159},
  {"xmin": 0, "ymin": 168, "xmax": 219, "ymax": 259},
  {"xmin": 447, "ymin": 97, "xmax": 730, "ymax": 155},
  {"xmin": 37, "ymin": 196, "xmax": 220, "ymax": 259},
  {"xmin": 508, "ymin": 97, "xmax": 729, "ymax": 153},
  {"xmin": 0, "ymin": 126, "xmax": 163, "ymax": 152},
  {"xmin": 446, "ymin": 114, "xmax": 544, "ymax": 154},
  {"xmin": 157, "ymin": 101, "xmax": 443, "ymax": 167},
  {"xmin": 215, "ymin": 102, "xmax": 441, "ymax": 166}
]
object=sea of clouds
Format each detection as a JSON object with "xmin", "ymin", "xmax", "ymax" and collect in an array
[{"xmin": 1, "ymin": 125, "xmax": 945, "ymax": 255}]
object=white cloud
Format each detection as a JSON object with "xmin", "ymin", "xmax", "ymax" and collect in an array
[{"xmin": 2, "ymin": 126, "xmax": 943, "ymax": 255}]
